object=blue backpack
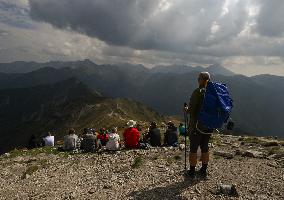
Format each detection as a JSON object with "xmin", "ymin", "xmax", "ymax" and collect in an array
[{"xmin": 198, "ymin": 81, "xmax": 233, "ymax": 130}]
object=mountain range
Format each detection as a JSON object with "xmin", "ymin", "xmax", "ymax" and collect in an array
[
  {"xmin": 0, "ymin": 78, "xmax": 164, "ymax": 154},
  {"xmin": 0, "ymin": 60, "xmax": 283, "ymax": 139}
]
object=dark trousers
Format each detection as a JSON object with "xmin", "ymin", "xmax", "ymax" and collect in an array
[
  {"xmin": 189, "ymin": 131, "xmax": 211, "ymax": 153},
  {"xmin": 189, "ymin": 131, "xmax": 211, "ymax": 166}
]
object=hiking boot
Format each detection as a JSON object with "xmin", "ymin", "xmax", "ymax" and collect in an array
[
  {"xmin": 197, "ymin": 166, "xmax": 208, "ymax": 179},
  {"xmin": 186, "ymin": 166, "xmax": 196, "ymax": 179}
]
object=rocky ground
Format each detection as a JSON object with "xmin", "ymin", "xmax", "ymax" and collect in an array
[{"xmin": 0, "ymin": 134, "xmax": 283, "ymax": 200}]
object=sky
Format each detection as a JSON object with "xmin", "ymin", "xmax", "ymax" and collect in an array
[{"xmin": 0, "ymin": 0, "xmax": 284, "ymax": 76}]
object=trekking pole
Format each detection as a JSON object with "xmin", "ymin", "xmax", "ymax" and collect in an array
[{"xmin": 184, "ymin": 102, "xmax": 188, "ymax": 172}]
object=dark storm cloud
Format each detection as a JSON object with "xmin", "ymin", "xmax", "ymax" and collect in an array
[
  {"xmin": 28, "ymin": 0, "xmax": 249, "ymax": 53},
  {"xmin": 29, "ymin": 0, "xmax": 160, "ymax": 47}
]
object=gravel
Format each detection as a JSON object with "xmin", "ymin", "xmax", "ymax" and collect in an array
[{"xmin": 0, "ymin": 135, "xmax": 283, "ymax": 200}]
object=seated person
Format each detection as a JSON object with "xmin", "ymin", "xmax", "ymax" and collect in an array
[
  {"xmin": 164, "ymin": 121, "xmax": 179, "ymax": 147},
  {"xmin": 97, "ymin": 128, "xmax": 109, "ymax": 146},
  {"xmin": 63, "ymin": 129, "xmax": 79, "ymax": 151},
  {"xmin": 43, "ymin": 132, "xmax": 55, "ymax": 147},
  {"xmin": 81, "ymin": 128, "xmax": 98, "ymax": 152},
  {"xmin": 178, "ymin": 123, "xmax": 186, "ymax": 136},
  {"xmin": 145, "ymin": 122, "xmax": 161, "ymax": 147},
  {"xmin": 123, "ymin": 120, "xmax": 140, "ymax": 148},
  {"xmin": 106, "ymin": 127, "xmax": 121, "ymax": 151},
  {"xmin": 28, "ymin": 134, "xmax": 38, "ymax": 149}
]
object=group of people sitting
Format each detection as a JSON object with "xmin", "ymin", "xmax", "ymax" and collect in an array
[{"xmin": 28, "ymin": 120, "xmax": 185, "ymax": 152}]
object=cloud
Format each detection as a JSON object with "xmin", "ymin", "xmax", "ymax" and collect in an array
[
  {"xmin": 256, "ymin": 0, "xmax": 284, "ymax": 37},
  {"xmin": 1, "ymin": 0, "xmax": 284, "ymax": 76},
  {"xmin": 28, "ymin": 0, "xmax": 250, "ymax": 53}
]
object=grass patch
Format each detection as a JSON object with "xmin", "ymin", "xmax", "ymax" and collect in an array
[
  {"xmin": 173, "ymin": 155, "xmax": 182, "ymax": 161},
  {"xmin": 8, "ymin": 149, "xmax": 26, "ymax": 158},
  {"xmin": 6, "ymin": 146, "xmax": 74, "ymax": 159},
  {"xmin": 238, "ymin": 137, "xmax": 262, "ymax": 144},
  {"xmin": 267, "ymin": 146, "xmax": 283, "ymax": 155},
  {"xmin": 213, "ymin": 155, "xmax": 222, "ymax": 160},
  {"xmin": 235, "ymin": 155, "xmax": 245, "ymax": 161},
  {"xmin": 210, "ymin": 135, "xmax": 222, "ymax": 146},
  {"xmin": 152, "ymin": 155, "xmax": 160, "ymax": 160},
  {"xmin": 131, "ymin": 156, "xmax": 144, "ymax": 168},
  {"xmin": 22, "ymin": 165, "xmax": 39, "ymax": 179}
]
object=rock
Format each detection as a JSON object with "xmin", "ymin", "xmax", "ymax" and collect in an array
[
  {"xmin": 208, "ymin": 143, "xmax": 215, "ymax": 148},
  {"xmin": 179, "ymin": 144, "xmax": 185, "ymax": 150},
  {"xmin": 214, "ymin": 150, "xmax": 235, "ymax": 159},
  {"xmin": 243, "ymin": 150, "xmax": 264, "ymax": 158},
  {"xmin": 260, "ymin": 140, "xmax": 279, "ymax": 147},
  {"xmin": 219, "ymin": 184, "xmax": 238, "ymax": 197},
  {"xmin": 4, "ymin": 153, "xmax": 10, "ymax": 157},
  {"xmin": 88, "ymin": 189, "xmax": 95, "ymax": 194},
  {"xmin": 235, "ymin": 149, "xmax": 244, "ymax": 156},
  {"xmin": 195, "ymin": 186, "xmax": 201, "ymax": 194}
]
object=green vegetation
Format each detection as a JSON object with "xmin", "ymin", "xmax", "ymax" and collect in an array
[
  {"xmin": 213, "ymin": 154, "xmax": 222, "ymax": 160},
  {"xmin": 267, "ymin": 146, "xmax": 283, "ymax": 155},
  {"xmin": 173, "ymin": 155, "xmax": 182, "ymax": 161},
  {"xmin": 131, "ymin": 156, "xmax": 144, "ymax": 168},
  {"xmin": 6, "ymin": 147, "xmax": 73, "ymax": 158},
  {"xmin": 21, "ymin": 165, "xmax": 39, "ymax": 179},
  {"xmin": 210, "ymin": 135, "xmax": 222, "ymax": 146}
]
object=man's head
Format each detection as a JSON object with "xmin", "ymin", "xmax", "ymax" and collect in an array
[
  {"xmin": 150, "ymin": 121, "xmax": 157, "ymax": 129},
  {"xmin": 83, "ymin": 128, "xmax": 89, "ymax": 134},
  {"xmin": 198, "ymin": 72, "xmax": 210, "ymax": 88},
  {"xmin": 69, "ymin": 128, "xmax": 75, "ymax": 135}
]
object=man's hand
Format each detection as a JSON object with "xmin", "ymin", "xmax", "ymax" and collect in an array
[{"xmin": 183, "ymin": 105, "xmax": 190, "ymax": 113}]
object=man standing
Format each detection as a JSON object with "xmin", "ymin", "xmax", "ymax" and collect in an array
[{"xmin": 186, "ymin": 72, "xmax": 212, "ymax": 178}]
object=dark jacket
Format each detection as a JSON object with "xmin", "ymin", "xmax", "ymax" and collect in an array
[
  {"xmin": 164, "ymin": 126, "xmax": 178, "ymax": 146},
  {"xmin": 81, "ymin": 134, "xmax": 97, "ymax": 152},
  {"xmin": 146, "ymin": 128, "xmax": 161, "ymax": 147},
  {"xmin": 189, "ymin": 87, "xmax": 205, "ymax": 129}
]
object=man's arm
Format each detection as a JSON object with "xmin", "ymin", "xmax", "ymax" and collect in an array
[{"xmin": 189, "ymin": 89, "xmax": 199, "ymax": 129}]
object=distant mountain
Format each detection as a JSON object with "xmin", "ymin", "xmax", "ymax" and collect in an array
[
  {"xmin": 0, "ymin": 61, "xmax": 283, "ymax": 138},
  {"xmin": 206, "ymin": 64, "xmax": 235, "ymax": 76},
  {"xmin": 150, "ymin": 64, "xmax": 235, "ymax": 76},
  {"xmin": 0, "ymin": 59, "xmax": 96, "ymax": 74},
  {"xmin": 150, "ymin": 65, "xmax": 197, "ymax": 74},
  {"xmin": 0, "ymin": 60, "xmax": 235, "ymax": 76},
  {"xmin": 0, "ymin": 78, "xmax": 164, "ymax": 154}
]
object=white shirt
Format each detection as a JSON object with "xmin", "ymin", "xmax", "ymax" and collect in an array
[
  {"xmin": 106, "ymin": 133, "xmax": 120, "ymax": 151},
  {"xmin": 43, "ymin": 135, "xmax": 55, "ymax": 146}
]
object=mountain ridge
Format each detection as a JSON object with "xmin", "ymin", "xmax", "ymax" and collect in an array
[{"xmin": 0, "ymin": 78, "xmax": 165, "ymax": 154}]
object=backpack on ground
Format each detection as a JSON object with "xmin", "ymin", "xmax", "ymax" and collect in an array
[{"xmin": 197, "ymin": 81, "xmax": 233, "ymax": 133}]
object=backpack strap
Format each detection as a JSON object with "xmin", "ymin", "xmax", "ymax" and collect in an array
[{"xmin": 195, "ymin": 121, "xmax": 215, "ymax": 135}]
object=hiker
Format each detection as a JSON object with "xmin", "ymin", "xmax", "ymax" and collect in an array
[
  {"xmin": 63, "ymin": 129, "xmax": 79, "ymax": 151},
  {"xmin": 123, "ymin": 120, "xmax": 140, "ymax": 148},
  {"xmin": 106, "ymin": 127, "xmax": 121, "ymax": 151},
  {"xmin": 81, "ymin": 128, "xmax": 98, "ymax": 152},
  {"xmin": 97, "ymin": 128, "xmax": 109, "ymax": 146},
  {"xmin": 145, "ymin": 122, "xmax": 161, "ymax": 147},
  {"xmin": 179, "ymin": 123, "xmax": 186, "ymax": 136},
  {"xmin": 43, "ymin": 132, "xmax": 55, "ymax": 147},
  {"xmin": 164, "ymin": 121, "xmax": 179, "ymax": 147},
  {"xmin": 185, "ymin": 72, "xmax": 212, "ymax": 178},
  {"xmin": 28, "ymin": 134, "xmax": 38, "ymax": 149}
]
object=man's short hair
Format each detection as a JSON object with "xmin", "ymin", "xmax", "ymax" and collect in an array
[
  {"xmin": 69, "ymin": 128, "xmax": 75, "ymax": 135},
  {"xmin": 199, "ymin": 72, "xmax": 211, "ymax": 81}
]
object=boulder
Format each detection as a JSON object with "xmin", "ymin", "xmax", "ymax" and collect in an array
[
  {"xmin": 219, "ymin": 184, "xmax": 239, "ymax": 197},
  {"xmin": 243, "ymin": 150, "xmax": 264, "ymax": 158}
]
